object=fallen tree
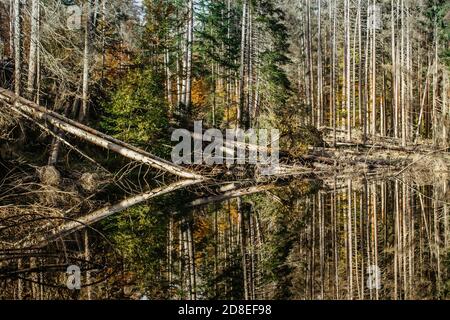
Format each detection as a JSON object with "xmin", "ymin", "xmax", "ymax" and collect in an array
[
  {"xmin": 23, "ymin": 179, "xmax": 203, "ymax": 248},
  {"xmin": 0, "ymin": 88, "xmax": 205, "ymax": 181}
]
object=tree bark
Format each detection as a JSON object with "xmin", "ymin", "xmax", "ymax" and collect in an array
[
  {"xmin": 0, "ymin": 88, "xmax": 205, "ymax": 180},
  {"xmin": 13, "ymin": 0, "xmax": 20, "ymax": 95},
  {"xmin": 27, "ymin": 0, "xmax": 39, "ymax": 99},
  {"xmin": 79, "ymin": 0, "xmax": 92, "ymax": 122}
]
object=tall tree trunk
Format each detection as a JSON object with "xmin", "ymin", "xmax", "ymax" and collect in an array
[
  {"xmin": 306, "ymin": 0, "xmax": 314, "ymax": 125},
  {"xmin": 84, "ymin": 229, "xmax": 91, "ymax": 300},
  {"xmin": 27, "ymin": 0, "xmax": 39, "ymax": 99},
  {"xmin": 401, "ymin": 0, "xmax": 407, "ymax": 146},
  {"xmin": 432, "ymin": 17, "xmax": 438, "ymax": 146},
  {"xmin": 9, "ymin": 0, "xmax": 14, "ymax": 57},
  {"xmin": 392, "ymin": 0, "xmax": 398, "ymax": 139},
  {"xmin": 238, "ymin": 198, "xmax": 249, "ymax": 300},
  {"xmin": 79, "ymin": 0, "xmax": 92, "ymax": 122},
  {"xmin": 238, "ymin": 0, "xmax": 248, "ymax": 128},
  {"xmin": 332, "ymin": 0, "xmax": 337, "ymax": 146},
  {"xmin": 345, "ymin": 0, "xmax": 351, "ymax": 141},
  {"xmin": 13, "ymin": 0, "xmax": 21, "ymax": 95},
  {"xmin": 317, "ymin": 0, "xmax": 323, "ymax": 128},
  {"xmin": 187, "ymin": 215, "xmax": 197, "ymax": 300},
  {"xmin": 371, "ymin": 0, "xmax": 377, "ymax": 137},
  {"xmin": 184, "ymin": 0, "xmax": 194, "ymax": 115}
]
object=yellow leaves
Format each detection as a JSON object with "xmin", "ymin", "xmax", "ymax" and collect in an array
[
  {"xmin": 229, "ymin": 201, "xmax": 240, "ymax": 224},
  {"xmin": 191, "ymin": 78, "xmax": 208, "ymax": 110},
  {"xmin": 193, "ymin": 216, "xmax": 210, "ymax": 242},
  {"xmin": 224, "ymin": 104, "xmax": 238, "ymax": 124}
]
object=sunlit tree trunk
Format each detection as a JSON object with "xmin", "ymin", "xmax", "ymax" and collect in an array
[
  {"xmin": 79, "ymin": 0, "xmax": 92, "ymax": 122},
  {"xmin": 306, "ymin": 0, "xmax": 314, "ymax": 125},
  {"xmin": 345, "ymin": 0, "xmax": 351, "ymax": 141},
  {"xmin": 317, "ymin": 0, "xmax": 323, "ymax": 128},
  {"xmin": 347, "ymin": 179, "xmax": 353, "ymax": 298},
  {"xmin": 185, "ymin": 0, "xmax": 194, "ymax": 114},
  {"xmin": 371, "ymin": 0, "xmax": 377, "ymax": 137},
  {"xmin": 13, "ymin": 0, "xmax": 21, "ymax": 95},
  {"xmin": 27, "ymin": 0, "xmax": 39, "ymax": 99},
  {"xmin": 392, "ymin": 0, "xmax": 398, "ymax": 139},
  {"xmin": 238, "ymin": 0, "xmax": 248, "ymax": 128},
  {"xmin": 331, "ymin": 0, "xmax": 337, "ymax": 146}
]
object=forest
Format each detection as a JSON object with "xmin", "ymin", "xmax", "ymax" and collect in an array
[{"xmin": 0, "ymin": 0, "xmax": 449, "ymax": 300}]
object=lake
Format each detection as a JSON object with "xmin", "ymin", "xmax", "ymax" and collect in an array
[{"xmin": 1, "ymin": 174, "xmax": 449, "ymax": 300}]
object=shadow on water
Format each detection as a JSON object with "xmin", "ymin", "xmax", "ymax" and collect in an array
[{"xmin": 1, "ymin": 174, "xmax": 449, "ymax": 300}]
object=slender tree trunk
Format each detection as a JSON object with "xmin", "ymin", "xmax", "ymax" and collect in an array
[
  {"xmin": 345, "ymin": 0, "xmax": 351, "ymax": 141},
  {"xmin": 238, "ymin": 0, "xmax": 248, "ymax": 128},
  {"xmin": 9, "ymin": 0, "xmax": 14, "ymax": 57},
  {"xmin": 79, "ymin": 0, "xmax": 92, "ymax": 122},
  {"xmin": 13, "ymin": 0, "xmax": 21, "ymax": 95},
  {"xmin": 185, "ymin": 0, "xmax": 194, "ymax": 114},
  {"xmin": 187, "ymin": 215, "xmax": 196, "ymax": 300},
  {"xmin": 401, "ymin": 0, "xmax": 407, "ymax": 146},
  {"xmin": 392, "ymin": 0, "xmax": 398, "ymax": 138},
  {"xmin": 84, "ymin": 229, "xmax": 91, "ymax": 300},
  {"xmin": 306, "ymin": 0, "xmax": 314, "ymax": 125},
  {"xmin": 27, "ymin": 0, "xmax": 39, "ymax": 99},
  {"xmin": 432, "ymin": 18, "xmax": 438, "ymax": 146},
  {"xmin": 332, "ymin": 0, "xmax": 337, "ymax": 146},
  {"xmin": 358, "ymin": 0, "xmax": 363, "ymax": 128},
  {"xmin": 317, "ymin": 0, "xmax": 323, "ymax": 128},
  {"xmin": 371, "ymin": 0, "xmax": 377, "ymax": 137},
  {"xmin": 238, "ymin": 199, "xmax": 249, "ymax": 300}
]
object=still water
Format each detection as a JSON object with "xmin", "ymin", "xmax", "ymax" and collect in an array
[{"xmin": 1, "ymin": 175, "xmax": 449, "ymax": 300}]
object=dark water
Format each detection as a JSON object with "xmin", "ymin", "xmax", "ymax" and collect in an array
[{"xmin": 1, "ymin": 175, "xmax": 449, "ymax": 300}]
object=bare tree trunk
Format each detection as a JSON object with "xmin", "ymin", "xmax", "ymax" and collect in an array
[
  {"xmin": 28, "ymin": 179, "xmax": 201, "ymax": 248},
  {"xmin": 27, "ymin": 0, "xmax": 39, "ymax": 99},
  {"xmin": 345, "ymin": 0, "xmax": 351, "ymax": 141},
  {"xmin": 9, "ymin": 0, "xmax": 14, "ymax": 56},
  {"xmin": 183, "ymin": 0, "xmax": 194, "ymax": 116},
  {"xmin": 0, "ymin": 88, "xmax": 205, "ymax": 180},
  {"xmin": 401, "ymin": 0, "xmax": 407, "ymax": 146},
  {"xmin": 358, "ymin": 0, "xmax": 363, "ymax": 128},
  {"xmin": 347, "ymin": 179, "xmax": 353, "ymax": 298},
  {"xmin": 165, "ymin": 49, "xmax": 173, "ymax": 112},
  {"xmin": 443, "ymin": 70, "xmax": 448, "ymax": 147},
  {"xmin": 79, "ymin": 0, "xmax": 92, "ymax": 122},
  {"xmin": 371, "ymin": 0, "xmax": 377, "ymax": 137},
  {"xmin": 332, "ymin": 0, "xmax": 337, "ymax": 146},
  {"xmin": 363, "ymin": 4, "xmax": 370, "ymax": 144},
  {"xmin": 317, "ymin": 0, "xmax": 323, "ymax": 128},
  {"xmin": 432, "ymin": 19, "xmax": 438, "ymax": 147},
  {"xmin": 84, "ymin": 229, "xmax": 91, "ymax": 300},
  {"xmin": 238, "ymin": 0, "xmax": 248, "ymax": 128},
  {"xmin": 306, "ymin": 0, "xmax": 314, "ymax": 125},
  {"xmin": 13, "ymin": 0, "xmax": 21, "ymax": 95},
  {"xmin": 392, "ymin": 0, "xmax": 398, "ymax": 138},
  {"xmin": 187, "ymin": 215, "xmax": 196, "ymax": 300},
  {"xmin": 238, "ymin": 198, "xmax": 249, "ymax": 300}
]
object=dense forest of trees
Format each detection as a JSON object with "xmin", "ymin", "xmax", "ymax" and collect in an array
[
  {"xmin": 1, "ymin": 0, "xmax": 449, "ymax": 146},
  {"xmin": 0, "ymin": 0, "xmax": 449, "ymax": 300}
]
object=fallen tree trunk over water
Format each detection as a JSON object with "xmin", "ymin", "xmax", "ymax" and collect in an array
[
  {"xmin": 188, "ymin": 184, "xmax": 274, "ymax": 207},
  {"xmin": 25, "ymin": 179, "xmax": 202, "ymax": 248},
  {"xmin": 0, "ymin": 88, "xmax": 205, "ymax": 181}
]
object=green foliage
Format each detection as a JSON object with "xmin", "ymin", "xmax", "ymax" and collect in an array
[
  {"xmin": 255, "ymin": 0, "xmax": 292, "ymax": 114},
  {"xmin": 438, "ymin": 2, "xmax": 450, "ymax": 68},
  {"xmin": 196, "ymin": 0, "xmax": 241, "ymax": 70},
  {"xmin": 101, "ymin": 68, "xmax": 169, "ymax": 156},
  {"xmin": 104, "ymin": 204, "xmax": 169, "ymax": 297}
]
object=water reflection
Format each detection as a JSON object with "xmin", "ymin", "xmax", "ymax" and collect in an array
[{"xmin": 1, "ymin": 176, "xmax": 449, "ymax": 300}]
